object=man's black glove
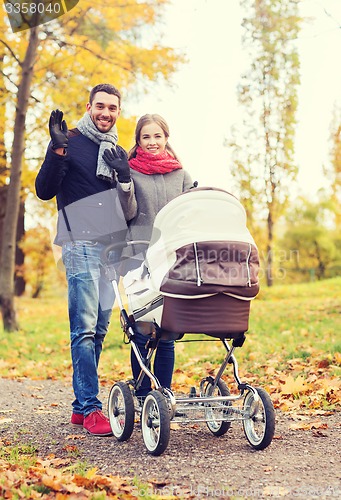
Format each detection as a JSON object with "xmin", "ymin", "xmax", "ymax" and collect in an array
[
  {"xmin": 102, "ymin": 148, "xmax": 131, "ymax": 183},
  {"xmin": 49, "ymin": 109, "xmax": 68, "ymax": 150}
]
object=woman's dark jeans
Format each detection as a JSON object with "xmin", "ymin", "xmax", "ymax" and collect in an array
[{"xmin": 130, "ymin": 331, "xmax": 175, "ymax": 397}]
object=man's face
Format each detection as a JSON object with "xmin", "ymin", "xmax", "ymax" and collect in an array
[{"xmin": 86, "ymin": 91, "xmax": 121, "ymax": 133}]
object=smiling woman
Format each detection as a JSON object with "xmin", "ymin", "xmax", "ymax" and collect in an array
[
  {"xmin": 139, "ymin": 122, "xmax": 167, "ymax": 155},
  {"xmin": 101, "ymin": 112, "xmax": 194, "ymax": 402},
  {"xmin": 128, "ymin": 113, "xmax": 180, "ymax": 162}
]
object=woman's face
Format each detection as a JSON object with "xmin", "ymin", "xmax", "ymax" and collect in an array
[{"xmin": 138, "ymin": 122, "xmax": 167, "ymax": 154}]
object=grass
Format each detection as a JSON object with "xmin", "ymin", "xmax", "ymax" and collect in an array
[
  {"xmin": 0, "ymin": 443, "xmax": 37, "ymax": 469},
  {"xmin": 244, "ymin": 277, "xmax": 340, "ymax": 373},
  {"xmin": 0, "ymin": 277, "xmax": 340, "ymax": 497},
  {"xmin": 0, "ymin": 276, "xmax": 340, "ymax": 395}
]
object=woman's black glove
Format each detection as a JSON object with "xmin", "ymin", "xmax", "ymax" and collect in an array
[
  {"xmin": 49, "ymin": 109, "xmax": 68, "ymax": 150},
  {"xmin": 102, "ymin": 148, "xmax": 131, "ymax": 183}
]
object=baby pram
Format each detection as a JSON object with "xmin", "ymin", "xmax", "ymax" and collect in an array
[{"xmin": 103, "ymin": 187, "xmax": 275, "ymax": 456}]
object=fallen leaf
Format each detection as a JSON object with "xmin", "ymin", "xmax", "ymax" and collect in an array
[
  {"xmin": 311, "ymin": 422, "xmax": 328, "ymax": 430},
  {"xmin": 170, "ymin": 422, "xmax": 181, "ymax": 430},
  {"xmin": 66, "ymin": 434, "xmax": 86, "ymax": 440},
  {"xmin": 317, "ymin": 359, "xmax": 330, "ymax": 369},
  {"xmin": 289, "ymin": 421, "xmax": 328, "ymax": 431},
  {"xmin": 62, "ymin": 445, "xmax": 79, "ymax": 453},
  {"xmin": 280, "ymin": 375, "xmax": 311, "ymax": 395},
  {"xmin": 333, "ymin": 352, "xmax": 341, "ymax": 365},
  {"xmin": 312, "ymin": 430, "xmax": 328, "ymax": 437}
]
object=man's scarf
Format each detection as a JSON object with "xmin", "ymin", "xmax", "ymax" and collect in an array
[
  {"xmin": 129, "ymin": 146, "xmax": 182, "ymax": 175},
  {"xmin": 77, "ymin": 112, "xmax": 119, "ymax": 183}
]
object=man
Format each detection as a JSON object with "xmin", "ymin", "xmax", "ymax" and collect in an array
[{"xmin": 36, "ymin": 84, "xmax": 136, "ymax": 436}]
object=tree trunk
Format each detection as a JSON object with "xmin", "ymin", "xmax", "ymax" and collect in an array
[
  {"xmin": 266, "ymin": 210, "xmax": 274, "ymax": 287},
  {"xmin": 0, "ymin": 27, "xmax": 40, "ymax": 331},
  {"xmin": 15, "ymin": 199, "xmax": 26, "ymax": 296},
  {"xmin": 0, "ymin": 188, "xmax": 26, "ymax": 296}
]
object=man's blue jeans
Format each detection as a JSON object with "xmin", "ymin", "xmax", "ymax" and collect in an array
[{"xmin": 62, "ymin": 240, "xmax": 119, "ymax": 417}]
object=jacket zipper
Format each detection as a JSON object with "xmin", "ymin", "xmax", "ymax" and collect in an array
[{"xmin": 193, "ymin": 243, "xmax": 203, "ymax": 286}]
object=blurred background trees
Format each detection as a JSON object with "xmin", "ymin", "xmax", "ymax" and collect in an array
[
  {"xmin": 0, "ymin": 0, "xmax": 340, "ymax": 331},
  {"xmin": 228, "ymin": 0, "xmax": 302, "ymax": 286},
  {"xmin": 228, "ymin": 0, "xmax": 340, "ymax": 287}
]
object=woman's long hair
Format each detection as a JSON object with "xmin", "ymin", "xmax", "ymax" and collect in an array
[{"xmin": 128, "ymin": 114, "xmax": 181, "ymax": 162}]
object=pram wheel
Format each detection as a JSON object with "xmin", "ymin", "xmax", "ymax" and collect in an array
[
  {"xmin": 203, "ymin": 378, "xmax": 232, "ymax": 436},
  {"xmin": 141, "ymin": 390, "xmax": 170, "ymax": 456},
  {"xmin": 242, "ymin": 387, "xmax": 275, "ymax": 450},
  {"xmin": 108, "ymin": 382, "xmax": 135, "ymax": 442}
]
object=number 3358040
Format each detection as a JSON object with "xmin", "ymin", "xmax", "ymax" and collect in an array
[{"xmin": 4, "ymin": 2, "xmax": 61, "ymax": 15}]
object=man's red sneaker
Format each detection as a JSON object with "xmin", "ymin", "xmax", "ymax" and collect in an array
[
  {"xmin": 71, "ymin": 413, "xmax": 84, "ymax": 427},
  {"xmin": 83, "ymin": 410, "xmax": 113, "ymax": 436}
]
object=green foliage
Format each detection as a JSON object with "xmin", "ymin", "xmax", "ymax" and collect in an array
[{"xmin": 278, "ymin": 196, "xmax": 341, "ymax": 280}]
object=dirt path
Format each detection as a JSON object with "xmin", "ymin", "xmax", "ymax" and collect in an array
[{"xmin": 0, "ymin": 377, "xmax": 340, "ymax": 499}]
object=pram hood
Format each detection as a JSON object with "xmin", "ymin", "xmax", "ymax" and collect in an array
[{"xmin": 145, "ymin": 187, "xmax": 260, "ymax": 300}]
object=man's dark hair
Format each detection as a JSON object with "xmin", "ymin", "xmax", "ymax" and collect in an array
[{"xmin": 89, "ymin": 84, "xmax": 122, "ymax": 107}]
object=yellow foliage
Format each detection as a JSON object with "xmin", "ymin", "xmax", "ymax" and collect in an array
[
  {"xmin": 1, "ymin": 0, "xmax": 185, "ymax": 217},
  {"xmin": 19, "ymin": 225, "xmax": 59, "ymax": 296}
]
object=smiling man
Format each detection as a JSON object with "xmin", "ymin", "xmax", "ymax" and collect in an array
[
  {"xmin": 86, "ymin": 88, "xmax": 121, "ymax": 133},
  {"xmin": 35, "ymin": 84, "xmax": 137, "ymax": 437}
]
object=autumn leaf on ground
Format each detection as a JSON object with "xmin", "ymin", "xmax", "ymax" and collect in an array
[
  {"xmin": 317, "ymin": 358, "xmax": 330, "ymax": 369},
  {"xmin": 289, "ymin": 421, "xmax": 328, "ymax": 431},
  {"xmin": 36, "ymin": 457, "xmax": 71, "ymax": 468},
  {"xmin": 312, "ymin": 429, "xmax": 328, "ymax": 437},
  {"xmin": 172, "ymin": 370, "xmax": 197, "ymax": 391},
  {"xmin": 280, "ymin": 375, "xmax": 312, "ymax": 395},
  {"xmin": 170, "ymin": 422, "xmax": 181, "ymax": 430},
  {"xmin": 333, "ymin": 351, "xmax": 341, "ymax": 365},
  {"xmin": 62, "ymin": 445, "xmax": 79, "ymax": 453},
  {"xmin": 274, "ymin": 398, "xmax": 303, "ymax": 412},
  {"xmin": 66, "ymin": 434, "xmax": 86, "ymax": 440},
  {"xmin": 316, "ymin": 377, "xmax": 341, "ymax": 393}
]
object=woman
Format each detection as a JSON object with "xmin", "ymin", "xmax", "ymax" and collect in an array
[
  {"xmin": 128, "ymin": 113, "xmax": 193, "ymax": 242},
  {"xmin": 103, "ymin": 113, "xmax": 193, "ymax": 400}
]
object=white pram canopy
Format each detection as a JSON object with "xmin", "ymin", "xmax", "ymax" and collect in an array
[
  {"xmin": 146, "ymin": 187, "xmax": 259, "ymax": 300},
  {"xmin": 123, "ymin": 187, "xmax": 259, "ymax": 331}
]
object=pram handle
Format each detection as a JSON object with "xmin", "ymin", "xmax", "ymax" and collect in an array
[{"xmin": 101, "ymin": 240, "xmax": 150, "ymax": 264}]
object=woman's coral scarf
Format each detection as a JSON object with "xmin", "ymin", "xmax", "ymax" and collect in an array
[{"xmin": 129, "ymin": 146, "xmax": 182, "ymax": 175}]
